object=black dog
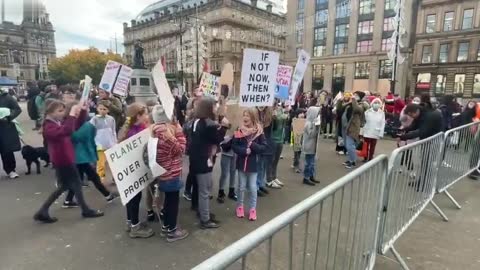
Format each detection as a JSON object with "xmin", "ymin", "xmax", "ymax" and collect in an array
[{"xmin": 21, "ymin": 145, "xmax": 50, "ymax": 175}]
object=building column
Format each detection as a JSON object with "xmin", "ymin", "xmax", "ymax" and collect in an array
[
  {"xmin": 345, "ymin": 63, "xmax": 355, "ymax": 91},
  {"xmin": 369, "ymin": 59, "xmax": 379, "ymax": 93},
  {"xmin": 324, "ymin": 63, "xmax": 333, "ymax": 91},
  {"xmin": 348, "ymin": 0, "xmax": 359, "ymax": 54},
  {"xmin": 325, "ymin": 0, "xmax": 337, "ymax": 56},
  {"xmin": 372, "ymin": 0, "xmax": 385, "ymax": 51}
]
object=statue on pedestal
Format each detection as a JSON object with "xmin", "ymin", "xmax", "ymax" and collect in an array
[{"xmin": 133, "ymin": 40, "xmax": 145, "ymax": 69}]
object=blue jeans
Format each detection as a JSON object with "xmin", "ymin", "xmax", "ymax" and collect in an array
[
  {"xmin": 237, "ymin": 172, "xmax": 258, "ymax": 210},
  {"xmin": 345, "ymin": 135, "xmax": 357, "ymax": 163},
  {"xmin": 304, "ymin": 154, "xmax": 316, "ymax": 179},
  {"xmin": 219, "ymin": 154, "xmax": 236, "ymax": 191},
  {"xmin": 256, "ymin": 156, "xmax": 267, "ymax": 189}
]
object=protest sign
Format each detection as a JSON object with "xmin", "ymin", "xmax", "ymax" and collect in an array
[
  {"xmin": 105, "ymin": 129, "xmax": 152, "ymax": 205},
  {"xmin": 288, "ymin": 50, "xmax": 311, "ymax": 105},
  {"xmin": 80, "ymin": 75, "xmax": 92, "ymax": 103},
  {"xmin": 152, "ymin": 58, "xmax": 174, "ymax": 120},
  {"xmin": 199, "ymin": 72, "xmax": 220, "ymax": 97},
  {"xmin": 239, "ymin": 49, "xmax": 279, "ymax": 107},
  {"xmin": 99, "ymin": 60, "xmax": 133, "ymax": 97},
  {"xmin": 275, "ymin": 65, "xmax": 293, "ymax": 100},
  {"xmin": 292, "ymin": 118, "xmax": 306, "ymax": 135}
]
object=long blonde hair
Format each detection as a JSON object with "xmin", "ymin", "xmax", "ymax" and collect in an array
[{"xmin": 117, "ymin": 102, "xmax": 147, "ymax": 142}]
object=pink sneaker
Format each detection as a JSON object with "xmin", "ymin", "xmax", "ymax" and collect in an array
[
  {"xmin": 249, "ymin": 208, "xmax": 257, "ymax": 221},
  {"xmin": 236, "ymin": 206, "xmax": 244, "ymax": 218}
]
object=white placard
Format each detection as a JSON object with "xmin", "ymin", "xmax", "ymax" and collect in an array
[
  {"xmin": 105, "ymin": 129, "xmax": 152, "ymax": 205},
  {"xmin": 288, "ymin": 50, "xmax": 311, "ymax": 105},
  {"xmin": 80, "ymin": 75, "xmax": 92, "ymax": 103},
  {"xmin": 239, "ymin": 49, "xmax": 279, "ymax": 107},
  {"xmin": 99, "ymin": 60, "xmax": 133, "ymax": 97},
  {"xmin": 152, "ymin": 58, "xmax": 174, "ymax": 120}
]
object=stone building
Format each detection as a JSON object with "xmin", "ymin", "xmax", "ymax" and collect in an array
[
  {"xmin": 286, "ymin": 0, "xmax": 414, "ymax": 97},
  {"xmin": 0, "ymin": 0, "xmax": 56, "ymax": 89},
  {"xmin": 123, "ymin": 0, "xmax": 286, "ymax": 95},
  {"xmin": 411, "ymin": 0, "xmax": 480, "ymax": 100}
]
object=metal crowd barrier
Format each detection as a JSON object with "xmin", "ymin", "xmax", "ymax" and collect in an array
[
  {"xmin": 193, "ymin": 155, "xmax": 388, "ymax": 270},
  {"xmin": 433, "ymin": 122, "xmax": 480, "ymax": 220},
  {"xmin": 378, "ymin": 133, "xmax": 445, "ymax": 270}
]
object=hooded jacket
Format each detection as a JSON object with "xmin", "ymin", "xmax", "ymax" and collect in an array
[
  {"xmin": 363, "ymin": 98, "xmax": 386, "ymax": 139},
  {"xmin": 302, "ymin": 106, "xmax": 320, "ymax": 155}
]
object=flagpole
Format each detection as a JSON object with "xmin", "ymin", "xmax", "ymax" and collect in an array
[{"xmin": 390, "ymin": 0, "xmax": 402, "ymax": 95}]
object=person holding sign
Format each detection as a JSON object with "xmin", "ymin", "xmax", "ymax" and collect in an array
[
  {"xmin": 34, "ymin": 100, "xmax": 104, "ymax": 223},
  {"xmin": 266, "ymin": 102, "xmax": 288, "ymax": 189},
  {"xmin": 150, "ymin": 105, "xmax": 189, "ymax": 242},
  {"xmin": 117, "ymin": 103, "xmax": 154, "ymax": 238},
  {"xmin": 189, "ymin": 97, "xmax": 229, "ymax": 229},
  {"xmin": 302, "ymin": 107, "xmax": 321, "ymax": 186},
  {"xmin": 232, "ymin": 108, "xmax": 267, "ymax": 221}
]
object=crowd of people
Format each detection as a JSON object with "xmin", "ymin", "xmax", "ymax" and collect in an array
[{"xmin": 0, "ymin": 81, "xmax": 479, "ymax": 243}]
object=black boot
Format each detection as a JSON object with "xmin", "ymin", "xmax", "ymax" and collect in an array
[
  {"xmin": 228, "ymin": 188, "xmax": 237, "ymax": 201},
  {"xmin": 217, "ymin": 189, "xmax": 226, "ymax": 203},
  {"xmin": 310, "ymin": 177, "xmax": 320, "ymax": 184},
  {"xmin": 303, "ymin": 179, "xmax": 315, "ymax": 186}
]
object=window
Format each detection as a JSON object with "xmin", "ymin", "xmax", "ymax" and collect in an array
[
  {"xmin": 316, "ymin": 0, "xmax": 327, "ymax": 5},
  {"xmin": 131, "ymin": 78, "xmax": 137, "ymax": 86},
  {"xmin": 457, "ymin": 42, "xmax": 469, "ymax": 62},
  {"xmin": 358, "ymin": 20, "xmax": 374, "ymax": 34},
  {"xmin": 474, "ymin": 74, "xmax": 480, "ymax": 94},
  {"xmin": 298, "ymin": 0, "xmax": 305, "ymax": 11},
  {"xmin": 421, "ymin": 45, "xmax": 432, "ymax": 63},
  {"xmin": 435, "ymin": 75, "xmax": 446, "ymax": 94},
  {"xmin": 357, "ymin": 40, "xmax": 373, "ymax": 53},
  {"xmin": 139, "ymin": 78, "xmax": 150, "ymax": 86},
  {"xmin": 296, "ymin": 30, "xmax": 304, "ymax": 43},
  {"xmin": 462, "ymin": 9, "xmax": 474, "ymax": 29},
  {"xmin": 384, "ymin": 0, "xmax": 395, "ymax": 10},
  {"xmin": 379, "ymin": 60, "xmax": 393, "ymax": 79},
  {"xmin": 333, "ymin": 63, "xmax": 346, "ymax": 77},
  {"xmin": 315, "ymin": 9, "xmax": 328, "ymax": 26},
  {"xmin": 0, "ymin": 70, "xmax": 6, "ymax": 76},
  {"xmin": 314, "ymin": 27, "xmax": 327, "ymax": 41},
  {"xmin": 443, "ymin": 12, "xmax": 454, "ymax": 31},
  {"xmin": 313, "ymin": 45, "xmax": 326, "ymax": 57},
  {"xmin": 313, "ymin": 64, "xmax": 325, "ymax": 78},
  {"xmin": 359, "ymin": 0, "xmax": 375, "ymax": 15},
  {"xmin": 454, "ymin": 74, "xmax": 465, "ymax": 94},
  {"xmin": 439, "ymin": 44, "xmax": 449, "ymax": 63},
  {"xmin": 383, "ymin": 17, "xmax": 394, "ymax": 31},
  {"xmin": 425, "ymin": 14, "xmax": 436, "ymax": 33},
  {"xmin": 335, "ymin": 24, "xmax": 349, "ymax": 37},
  {"xmin": 381, "ymin": 38, "xmax": 394, "ymax": 51},
  {"xmin": 336, "ymin": 1, "xmax": 351, "ymax": 19},
  {"xmin": 355, "ymin": 62, "xmax": 370, "ymax": 79},
  {"xmin": 334, "ymin": 43, "xmax": 348, "ymax": 55}
]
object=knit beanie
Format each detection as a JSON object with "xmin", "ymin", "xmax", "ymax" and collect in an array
[{"xmin": 151, "ymin": 105, "xmax": 170, "ymax": 124}]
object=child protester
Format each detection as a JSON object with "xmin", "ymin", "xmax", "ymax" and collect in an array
[
  {"xmin": 118, "ymin": 103, "xmax": 154, "ymax": 238},
  {"xmin": 34, "ymin": 100, "xmax": 104, "ymax": 223},
  {"xmin": 90, "ymin": 100, "xmax": 117, "ymax": 182},
  {"xmin": 302, "ymin": 106, "xmax": 321, "ymax": 186},
  {"xmin": 232, "ymin": 108, "xmax": 267, "ymax": 221},
  {"xmin": 291, "ymin": 111, "xmax": 305, "ymax": 173},
  {"xmin": 151, "ymin": 105, "xmax": 189, "ymax": 242},
  {"xmin": 362, "ymin": 98, "xmax": 385, "ymax": 161}
]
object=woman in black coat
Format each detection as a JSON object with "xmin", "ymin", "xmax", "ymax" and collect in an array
[{"xmin": 0, "ymin": 88, "xmax": 22, "ymax": 179}]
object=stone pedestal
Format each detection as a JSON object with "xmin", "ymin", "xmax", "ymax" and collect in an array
[{"xmin": 129, "ymin": 69, "xmax": 158, "ymax": 104}]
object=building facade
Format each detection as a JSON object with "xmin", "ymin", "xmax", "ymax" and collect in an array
[
  {"xmin": 411, "ymin": 0, "xmax": 480, "ymax": 100},
  {"xmin": 0, "ymin": 0, "xmax": 56, "ymax": 88},
  {"xmin": 286, "ymin": 0, "xmax": 414, "ymax": 97},
  {"xmin": 123, "ymin": 0, "xmax": 286, "ymax": 95}
]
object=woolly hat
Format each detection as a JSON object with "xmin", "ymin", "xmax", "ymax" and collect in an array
[{"xmin": 151, "ymin": 104, "xmax": 170, "ymax": 124}]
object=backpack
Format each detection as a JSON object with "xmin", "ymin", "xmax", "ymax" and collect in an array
[{"xmin": 27, "ymin": 96, "xmax": 39, "ymax": 120}]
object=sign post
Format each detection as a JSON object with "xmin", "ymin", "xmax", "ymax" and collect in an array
[{"xmin": 239, "ymin": 49, "xmax": 279, "ymax": 107}]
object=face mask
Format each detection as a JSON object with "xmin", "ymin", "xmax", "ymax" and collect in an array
[
  {"xmin": 372, "ymin": 103, "xmax": 381, "ymax": 110},
  {"xmin": 412, "ymin": 99, "xmax": 421, "ymax": 104},
  {"xmin": 468, "ymin": 103, "xmax": 476, "ymax": 109}
]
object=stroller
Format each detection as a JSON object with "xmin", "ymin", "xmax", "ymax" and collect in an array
[{"xmin": 384, "ymin": 113, "xmax": 401, "ymax": 138}]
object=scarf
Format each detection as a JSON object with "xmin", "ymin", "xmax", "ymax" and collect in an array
[{"xmin": 239, "ymin": 123, "xmax": 263, "ymax": 142}]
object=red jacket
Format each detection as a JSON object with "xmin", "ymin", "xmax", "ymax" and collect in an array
[
  {"xmin": 43, "ymin": 112, "xmax": 86, "ymax": 167},
  {"xmin": 394, "ymin": 98, "xmax": 406, "ymax": 115},
  {"xmin": 154, "ymin": 124, "xmax": 186, "ymax": 180}
]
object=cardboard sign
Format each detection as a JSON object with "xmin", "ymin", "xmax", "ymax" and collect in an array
[
  {"xmin": 292, "ymin": 118, "xmax": 306, "ymax": 135},
  {"xmin": 275, "ymin": 65, "xmax": 293, "ymax": 100},
  {"xmin": 289, "ymin": 50, "xmax": 311, "ymax": 105},
  {"xmin": 80, "ymin": 75, "xmax": 92, "ymax": 103},
  {"xmin": 105, "ymin": 129, "xmax": 152, "ymax": 205},
  {"xmin": 239, "ymin": 49, "xmax": 279, "ymax": 107},
  {"xmin": 99, "ymin": 60, "xmax": 133, "ymax": 97},
  {"xmin": 199, "ymin": 72, "xmax": 220, "ymax": 97},
  {"xmin": 152, "ymin": 58, "xmax": 174, "ymax": 120}
]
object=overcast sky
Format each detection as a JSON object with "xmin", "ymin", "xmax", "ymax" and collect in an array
[{"xmin": 4, "ymin": 0, "xmax": 156, "ymax": 56}]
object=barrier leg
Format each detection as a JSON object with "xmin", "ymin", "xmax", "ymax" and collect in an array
[
  {"xmin": 390, "ymin": 246, "xmax": 411, "ymax": 270},
  {"xmin": 429, "ymin": 200, "xmax": 449, "ymax": 222},
  {"xmin": 444, "ymin": 190, "xmax": 462, "ymax": 209}
]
